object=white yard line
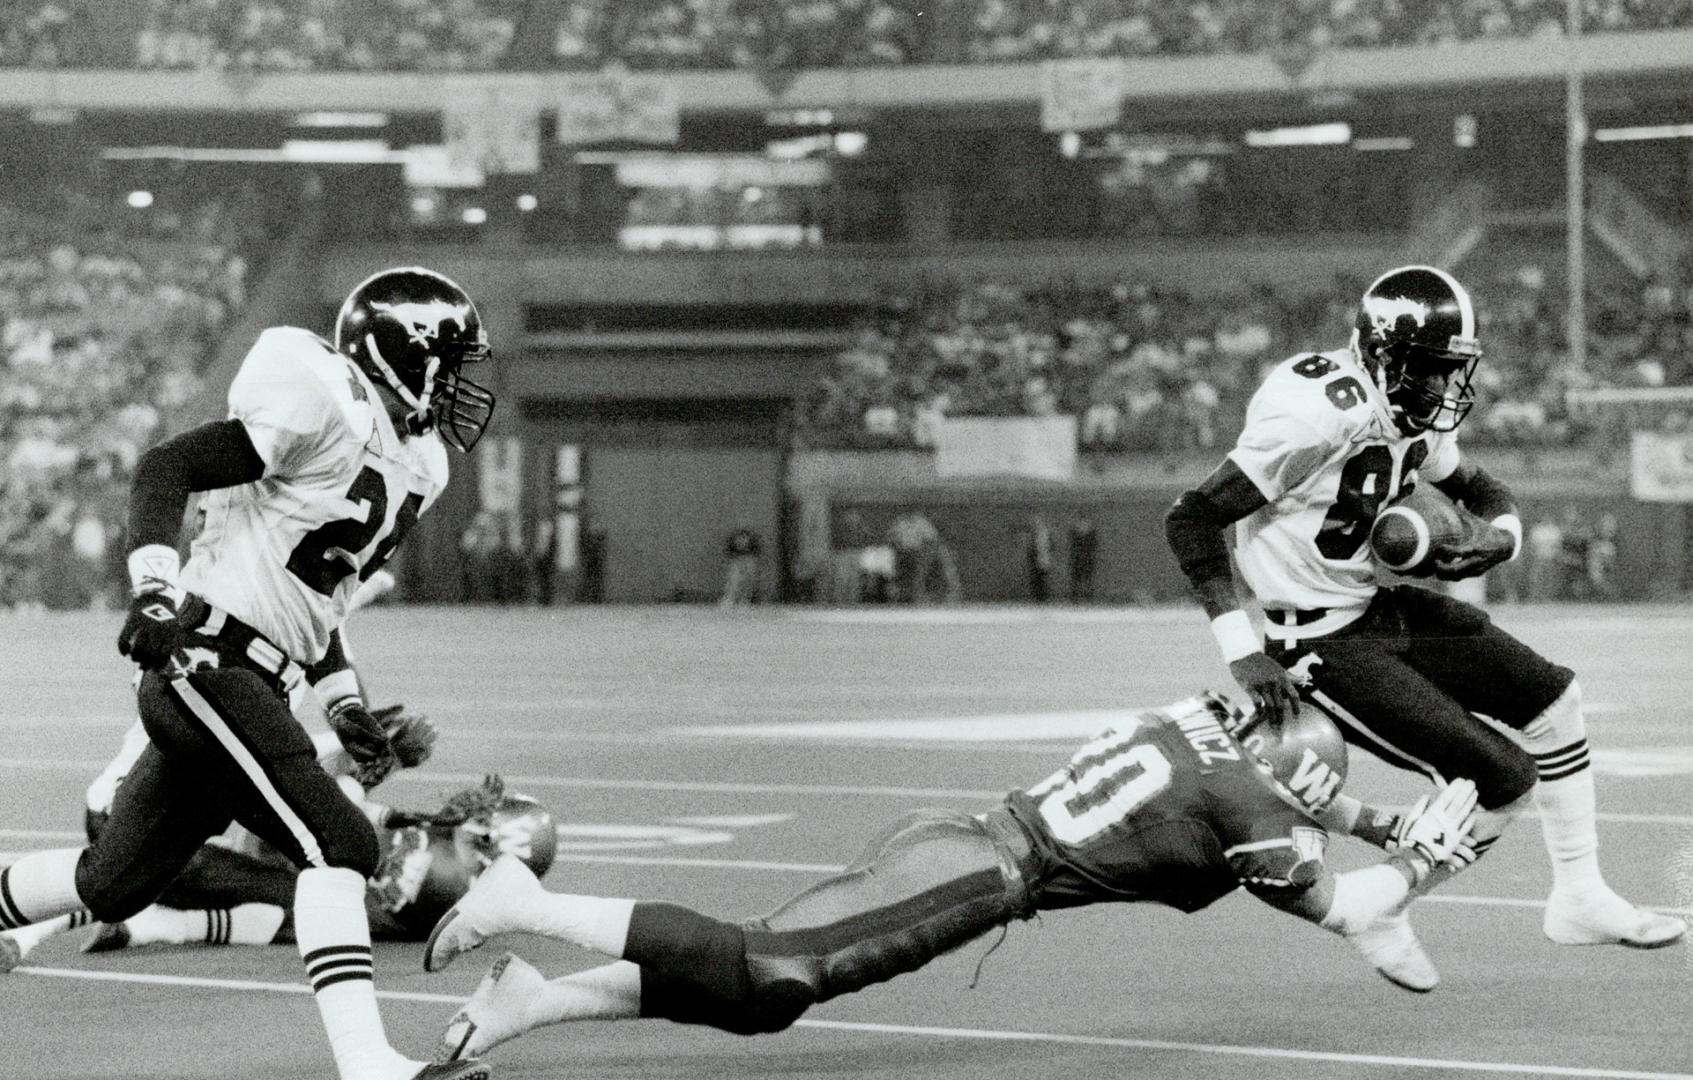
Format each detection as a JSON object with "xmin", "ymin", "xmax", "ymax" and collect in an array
[{"xmin": 11, "ymin": 966, "xmax": 1693, "ymax": 1080}]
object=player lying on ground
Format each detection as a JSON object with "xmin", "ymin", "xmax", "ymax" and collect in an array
[
  {"xmin": 0, "ymin": 572, "xmax": 427, "ymax": 972},
  {"xmin": 82, "ymin": 774, "xmax": 557, "ymax": 955},
  {"xmin": 0, "ymin": 702, "xmax": 438, "ymax": 971},
  {"xmin": 1164, "ymin": 264, "xmax": 1685, "ymax": 990},
  {"xmin": 420, "ymin": 693, "xmax": 1479, "ymax": 1060}
]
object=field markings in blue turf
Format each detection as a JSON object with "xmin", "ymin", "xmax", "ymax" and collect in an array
[{"xmin": 12, "ymin": 966, "xmax": 1693, "ymax": 1080}]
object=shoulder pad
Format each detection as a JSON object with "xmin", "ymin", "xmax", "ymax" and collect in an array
[{"xmin": 231, "ymin": 326, "xmax": 375, "ymax": 444}]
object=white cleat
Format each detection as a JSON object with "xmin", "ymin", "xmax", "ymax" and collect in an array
[
  {"xmin": 1543, "ymin": 887, "xmax": 1688, "ymax": 948},
  {"xmin": 435, "ymin": 952, "xmax": 546, "ymax": 1062},
  {"xmin": 424, "ymin": 854, "xmax": 545, "ymax": 973},
  {"xmin": 1347, "ymin": 911, "xmax": 1439, "ymax": 992}
]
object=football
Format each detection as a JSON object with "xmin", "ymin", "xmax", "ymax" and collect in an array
[{"xmin": 1369, "ymin": 483, "xmax": 1468, "ymax": 573}]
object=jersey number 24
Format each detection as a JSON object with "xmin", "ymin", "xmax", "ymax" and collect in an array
[{"xmin": 287, "ymin": 465, "xmax": 424, "ymax": 596}]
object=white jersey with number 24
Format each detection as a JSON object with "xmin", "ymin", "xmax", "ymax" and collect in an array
[{"xmin": 180, "ymin": 326, "xmax": 448, "ymax": 664}]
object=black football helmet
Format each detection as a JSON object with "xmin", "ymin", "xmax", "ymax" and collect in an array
[
  {"xmin": 334, "ymin": 266, "xmax": 496, "ymax": 451},
  {"xmin": 1351, "ymin": 265, "xmax": 1481, "ymax": 435}
]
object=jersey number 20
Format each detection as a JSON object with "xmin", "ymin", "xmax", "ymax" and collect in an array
[
  {"xmin": 287, "ymin": 465, "xmax": 424, "ymax": 596},
  {"xmin": 1029, "ymin": 721, "xmax": 1174, "ymax": 845}
]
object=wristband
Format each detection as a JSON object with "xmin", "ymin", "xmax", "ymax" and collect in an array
[
  {"xmin": 1209, "ymin": 610, "xmax": 1260, "ymax": 664},
  {"xmin": 314, "ymin": 668, "xmax": 363, "ymax": 713},
  {"xmin": 1490, "ymin": 514, "xmax": 1523, "ymax": 560},
  {"xmin": 127, "ymin": 544, "xmax": 182, "ymax": 596},
  {"xmin": 1385, "ymin": 848, "xmax": 1432, "ymax": 888}
]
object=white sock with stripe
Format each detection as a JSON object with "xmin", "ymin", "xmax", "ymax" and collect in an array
[
  {"xmin": 125, "ymin": 903, "xmax": 287, "ymax": 947},
  {"xmin": 0, "ymin": 849, "xmax": 87, "ymax": 930},
  {"xmin": 296, "ymin": 867, "xmax": 417, "ymax": 1080},
  {"xmin": 1517, "ymin": 681, "xmax": 1604, "ymax": 895},
  {"xmin": 2, "ymin": 910, "xmax": 91, "ymax": 958}
]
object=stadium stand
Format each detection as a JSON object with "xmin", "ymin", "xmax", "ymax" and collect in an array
[
  {"xmin": 0, "ymin": 186, "xmax": 262, "ymax": 609},
  {"xmin": 3, "ymin": 0, "xmax": 1693, "ymax": 72},
  {"xmin": 796, "ymin": 265, "xmax": 1693, "ymax": 450}
]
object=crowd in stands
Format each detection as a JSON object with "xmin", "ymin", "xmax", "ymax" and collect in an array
[
  {"xmin": 0, "ymin": 191, "xmax": 258, "ymax": 611},
  {"xmin": 130, "ymin": 0, "xmax": 518, "ymax": 72},
  {"xmin": 2, "ymin": 0, "xmax": 1692, "ymax": 72},
  {"xmin": 797, "ymin": 264, "xmax": 1693, "ymax": 451}
]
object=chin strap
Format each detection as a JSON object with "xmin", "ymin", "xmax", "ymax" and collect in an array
[{"xmin": 364, "ymin": 333, "xmax": 439, "ymax": 433}]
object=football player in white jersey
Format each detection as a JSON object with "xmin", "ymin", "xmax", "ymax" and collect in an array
[
  {"xmin": 0, "ymin": 267, "xmax": 497, "ymax": 1080},
  {"xmin": 1163, "ymin": 266, "xmax": 1684, "ymax": 991}
]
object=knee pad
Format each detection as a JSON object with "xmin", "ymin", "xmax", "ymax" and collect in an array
[{"xmin": 1515, "ymin": 679, "xmax": 1591, "ymax": 785}]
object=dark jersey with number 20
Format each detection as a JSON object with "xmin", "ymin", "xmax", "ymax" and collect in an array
[{"xmin": 1004, "ymin": 697, "xmax": 1326, "ymax": 914}]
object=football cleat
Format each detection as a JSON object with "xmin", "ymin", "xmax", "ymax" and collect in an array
[
  {"xmin": 424, "ymin": 854, "xmax": 545, "ymax": 973},
  {"xmin": 81, "ymin": 923, "xmax": 132, "ymax": 954},
  {"xmin": 436, "ymin": 952, "xmax": 546, "ymax": 1062},
  {"xmin": 0, "ymin": 933, "xmax": 22, "ymax": 974},
  {"xmin": 1543, "ymin": 887, "xmax": 1687, "ymax": 948},
  {"xmin": 409, "ymin": 1059, "xmax": 492, "ymax": 1080},
  {"xmin": 1346, "ymin": 911, "xmax": 1439, "ymax": 992}
]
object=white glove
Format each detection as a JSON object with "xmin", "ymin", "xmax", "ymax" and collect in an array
[{"xmin": 1393, "ymin": 778, "xmax": 1479, "ymax": 869}]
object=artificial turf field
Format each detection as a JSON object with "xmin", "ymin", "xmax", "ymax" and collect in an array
[{"xmin": 3, "ymin": 602, "xmax": 1691, "ymax": 1080}]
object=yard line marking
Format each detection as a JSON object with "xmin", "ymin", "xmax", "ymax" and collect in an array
[
  {"xmin": 13, "ymin": 966, "xmax": 1693, "ymax": 1079},
  {"xmin": 795, "ymin": 1019, "xmax": 1693, "ymax": 1079}
]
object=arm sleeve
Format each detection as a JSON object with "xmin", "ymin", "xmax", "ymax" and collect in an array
[
  {"xmin": 1165, "ymin": 459, "xmax": 1269, "ymax": 618},
  {"xmin": 305, "ymin": 628, "xmax": 364, "ymax": 709},
  {"xmin": 127, "ymin": 419, "xmax": 267, "ymax": 551},
  {"xmin": 1431, "ymin": 461, "xmax": 1517, "ymax": 521}
]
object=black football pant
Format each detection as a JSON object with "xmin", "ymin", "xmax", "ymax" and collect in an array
[
  {"xmin": 1266, "ymin": 584, "xmax": 1573, "ymax": 809},
  {"xmin": 633, "ymin": 809, "xmax": 1034, "ymax": 1035},
  {"xmin": 74, "ymin": 665, "xmax": 378, "ymax": 923}
]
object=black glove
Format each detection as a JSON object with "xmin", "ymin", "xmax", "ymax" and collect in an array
[
  {"xmin": 327, "ymin": 699, "xmax": 401, "ymax": 789},
  {"xmin": 118, "ymin": 591, "xmax": 188, "ymax": 671},
  {"xmin": 1228, "ymin": 650, "xmax": 1300, "ymax": 727},
  {"xmin": 372, "ymin": 705, "xmax": 438, "ymax": 769},
  {"xmin": 1430, "ymin": 521, "xmax": 1515, "ymax": 581},
  {"xmin": 433, "ymin": 774, "xmax": 506, "ymax": 828}
]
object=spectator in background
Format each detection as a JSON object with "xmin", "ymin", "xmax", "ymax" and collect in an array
[
  {"xmin": 1557, "ymin": 507, "xmax": 1592, "ymax": 601},
  {"xmin": 1068, "ymin": 514, "xmax": 1099, "ymax": 602},
  {"xmin": 829, "ymin": 509, "xmax": 870, "ymax": 605},
  {"xmin": 888, "ymin": 509, "xmax": 939, "ymax": 603},
  {"xmin": 457, "ymin": 511, "xmax": 497, "ymax": 603},
  {"xmin": 1025, "ymin": 513, "xmax": 1053, "ymax": 603},
  {"xmin": 1526, "ymin": 512, "xmax": 1566, "ymax": 601},
  {"xmin": 721, "ymin": 524, "xmax": 763, "ymax": 606},
  {"xmin": 577, "ymin": 524, "xmax": 607, "ymax": 604},
  {"xmin": 1586, "ymin": 512, "xmax": 1619, "ymax": 601},
  {"xmin": 531, "ymin": 517, "xmax": 557, "ymax": 607}
]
